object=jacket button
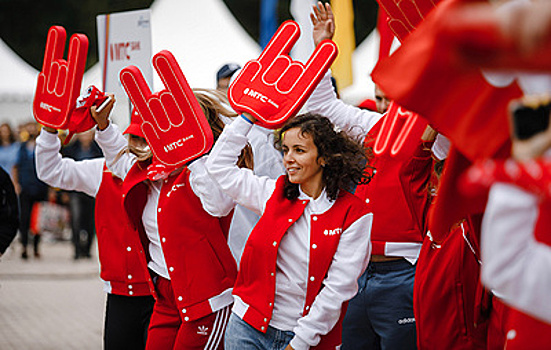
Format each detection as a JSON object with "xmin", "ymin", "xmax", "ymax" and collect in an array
[
  {"xmin": 312, "ymin": 216, "xmax": 318, "ymax": 221},
  {"xmin": 264, "ymin": 318, "xmax": 267, "ymax": 322},
  {"xmin": 161, "ymin": 237, "xmax": 166, "ymax": 243},
  {"xmin": 306, "ymin": 305, "xmax": 310, "ymax": 310},
  {"xmin": 310, "ymin": 276, "xmax": 315, "ymax": 281},
  {"xmin": 129, "ymin": 291, "xmax": 134, "ymax": 295},
  {"xmin": 261, "ymin": 326, "xmax": 265, "ymax": 331},
  {"xmin": 269, "ymin": 303, "xmax": 273, "ymax": 307},
  {"xmin": 127, "ymin": 246, "xmax": 132, "ymax": 252},
  {"xmin": 122, "ymin": 194, "xmax": 126, "ymax": 198},
  {"xmin": 272, "ymin": 241, "xmax": 277, "ymax": 247},
  {"xmin": 302, "ymin": 200, "xmax": 307, "ymax": 204},
  {"xmin": 365, "ymin": 198, "xmax": 370, "ymax": 204},
  {"xmin": 271, "ymin": 273, "xmax": 274, "ymax": 277},
  {"xmin": 182, "ymin": 308, "xmax": 187, "ymax": 313},
  {"xmin": 178, "ymin": 296, "xmax": 183, "ymax": 301},
  {"xmin": 128, "ymin": 285, "xmax": 133, "ymax": 289},
  {"xmin": 312, "ymin": 244, "xmax": 317, "ymax": 249},
  {"xmin": 128, "ymin": 275, "xmax": 133, "ymax": 280},
  {"xmin": 169, "ymin": 267, "xmax": 174, "ymax": 272},
  {"xmin": 288, "ymin": 218, "xmax": 292, "ymax": 222},
  {"xmin": 158, "ymin": 208, "xmax": 162, "ymax": 213},
  {"xmin": 184, "ymin": 317, "xmax": 189, "ymax": 321}
]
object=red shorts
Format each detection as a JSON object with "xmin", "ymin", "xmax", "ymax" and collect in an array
[{"xmin": 146, "ymin": 276, "xmax": 231, "ymax": 350}]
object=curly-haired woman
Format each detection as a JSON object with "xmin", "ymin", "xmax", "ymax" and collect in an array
[{"xmin": 206, "ymin": 112, "xmax": 373, "ymax": 350}]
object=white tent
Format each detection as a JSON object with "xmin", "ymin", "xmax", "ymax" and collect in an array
[{"xmin": 0, "ymin": 39, "xmax": 38, "ymax": 126}]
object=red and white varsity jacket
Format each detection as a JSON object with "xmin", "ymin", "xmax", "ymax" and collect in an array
[
  {"xmin": 121, "ymin": 162, "xmax": 237, "ymax": 322},
  {"xmin": 95, "ymin": 123, "xmax": 238, "ymax": 323},
  {"xmin": 206, "ymin": 117, "xmax": 373, "ymax": 350},
  {"xmin": 35, "ymin": 130, "xmax": 152, "ymax": 297},
  {"xmin": 235, "ymin": 177, "xmax": 370, "ymax": 350}
]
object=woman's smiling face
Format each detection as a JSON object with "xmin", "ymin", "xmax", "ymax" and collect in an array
[{"xmin": 281, "ymin": 127, "xmax": 325, "ymax": 199}]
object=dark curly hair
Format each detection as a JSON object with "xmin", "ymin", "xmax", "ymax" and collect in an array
[{"xmin": 275, "ymin": 113, "xmax": 369, "ymax": 201}]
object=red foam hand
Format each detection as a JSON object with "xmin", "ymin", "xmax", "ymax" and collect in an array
[
  {"xmin": 33, "ymin": 26, "xmax": 88, "ymax": 129},
  {"xmin": 373, "ymin": 102, "xmax": 428, "ymax": 158},
  {"xmin": 229, "ymin": 20, "xmax": 338, "ymax": 129},
  {"xmin": 120, "ymin": 50, "xmax": 213, "ymax": 168},
  {"xmin": 376, "ymin": 0, "xmax": 442, "ymax": 42}
]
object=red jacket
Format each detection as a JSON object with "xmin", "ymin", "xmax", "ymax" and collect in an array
[
  {"xmin": 234, "ymin": 177, "xmax": 369, "ymax": 349},
  {"xmin": 122, "ymin": 161, "xmax": 237, "ymax": 322},
  {"xmin": 355, "ymin": 120, "xmax": 425, "ymax": 256},
  {"xmin": 400, "ymin": 140, "xmax": 489, "ymax": 349},
  {"xmin": 95, "ymin": 165, "xmax": 152, "ymax": 297}
]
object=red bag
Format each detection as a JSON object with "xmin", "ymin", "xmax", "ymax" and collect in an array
[
  {"xmin": 229, "ymin": 21, "xmax": 338, "ymax": 129},
  {"xmin": 33, "ymin": 26, "xmax": 88, "ymax": 129},
  {"xmin": 120, "ymin": 50, "xmax": 213, "ymax": 168}
]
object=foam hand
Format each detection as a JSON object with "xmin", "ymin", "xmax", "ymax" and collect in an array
[
  {"xmin": 120, "ymin": 50, "xmax": 213, "ymax": 167},
  {"xmin": 229, "ymin": 20, "xmax": 337, "ymax": 129},
  {"xmin": 33, "ymin": 26, "xmax": 88, "ymax": 129},
  {"xmin": 376, "ymin": 0, "xmax": 441, "ymax": 42}
]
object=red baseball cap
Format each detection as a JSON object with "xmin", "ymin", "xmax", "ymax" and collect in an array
[{"xmin": 123, "ymin": 109, "xmax": 144, "ymax": 138}]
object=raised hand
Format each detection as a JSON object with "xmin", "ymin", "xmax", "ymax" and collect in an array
[
  {"xmin": 376, "ymin": 0, "xmax": 441, "ymax": 41},
  {"xmin": 120, "ymin": 50, "xmax": 213, "ymax": 167},
  {"xmin": 33, "ymin": 26, "xmax": 88, "ymax": 129},
  {"xmin": 311, "ymin": 1, "xmax": 335, "ymax": 47},
  {"xmin": 229, "ymin": 20, "xmax": 338, "ymax": 129}
]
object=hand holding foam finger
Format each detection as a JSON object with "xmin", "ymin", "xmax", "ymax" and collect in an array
[
  {"xmin": 229, "ymin": 20, "xmax": 338, "ymax": 129},
  {"xmin": 120, "ymin": 50, "xmax": 213, "ymax": 167},
  {"xmin": 33, "ymin": 26, "xmax": 88, "ymax": 129}
]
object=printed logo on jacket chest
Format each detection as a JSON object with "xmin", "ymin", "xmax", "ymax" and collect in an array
[{"xmin": 324, "ymin": 227, "xmax": 342, "ymax": 236}]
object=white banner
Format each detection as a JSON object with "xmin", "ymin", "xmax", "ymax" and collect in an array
[{"xmin": 97, "ymin": 9, "xmax": 152, "ymax": 128}]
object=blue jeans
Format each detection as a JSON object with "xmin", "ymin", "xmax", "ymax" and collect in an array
[
  {"xmin": 342, "ymin": 259, "xmax": 417, "ymax": 350},
  {"xmin": 225, "ymin": 312, "xmax": 295, "ymax": 350}
]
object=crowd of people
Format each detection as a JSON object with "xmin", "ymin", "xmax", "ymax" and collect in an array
[{"xmin": 1, "ymin": 0, "xmax": 550, "ymax": 349}]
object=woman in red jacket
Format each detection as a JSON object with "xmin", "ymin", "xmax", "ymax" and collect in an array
[
  {"xmin": 36, "ymin": 102, "xmax": 155, "ymax": 349},
  {"xmin": 206, "ymin": 113, "xmax": 373, "ymax": 350},
  {"xmin": 92, "ymin": 90, "xmax": 251, "ymax": 350}
]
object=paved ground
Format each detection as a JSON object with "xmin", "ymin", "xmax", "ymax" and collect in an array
[{"xmin": 0, "ymin": 239, "xmax": 106, "ymax": 350}]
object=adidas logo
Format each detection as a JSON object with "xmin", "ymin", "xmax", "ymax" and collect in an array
[
  {"xmin": 397, "ymin": 317, "xmax": 415, "ymax": 325},
  {"xmin": 197, "ymin": 325, "xmax": 209, "ymax": 336}
]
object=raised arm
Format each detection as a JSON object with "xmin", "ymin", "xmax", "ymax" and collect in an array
[
  {"xmin": 205, "ymin": 115, "xmax": 276, "ymax": 215},
  {"xmin": 306, "ymin": 3, "xmax": 382, "ymax": 141},
  {"xmin": 35, "ymin": 128, "xmax": 103, "ymax": 197},
  {"xmin": 91, "ymin": 96, "xmax": 136, "ymax": 180}
]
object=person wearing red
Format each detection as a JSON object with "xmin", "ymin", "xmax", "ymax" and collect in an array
[
  {"xmin": 307, "ymin": 4, "xmax": 423, "ymax": 348},
  {"xmin": 35, "ymin": 101, "xmax": 155, "ymax": 349},
  {"xmin": 399, "ymin": 126, "xmax": 490, "ymax": 349},
  {"xmin": 206, "ymin": 113, "xmax": 373, "ymax": 350},
  {"xmin": 92, "ymin": 91, "xmax": 249, "ymax": 350}
]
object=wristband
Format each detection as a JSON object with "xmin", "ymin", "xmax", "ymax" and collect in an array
[{"xmin": 240, "ymin": 114, "xmax": 254, "ymax": 125}]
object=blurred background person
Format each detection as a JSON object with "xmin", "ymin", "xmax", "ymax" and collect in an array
[
  {"xmin": 0, "ymin": 165, "xmax": 19, "ymax": 257},
  {"xmin": 0, "ymin": 123, "xmax": 20, "ymax": 178},
  {"xmin": 216, "ymin": 63, "xmax": 241, "ymax": 95},
  {"xmin": 62, "ymin": 129, "xmax": 103, "ymax": 260},
  {"xmin": 13, "ymin": 122, "xmax": 48, "ymax": 259}
]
